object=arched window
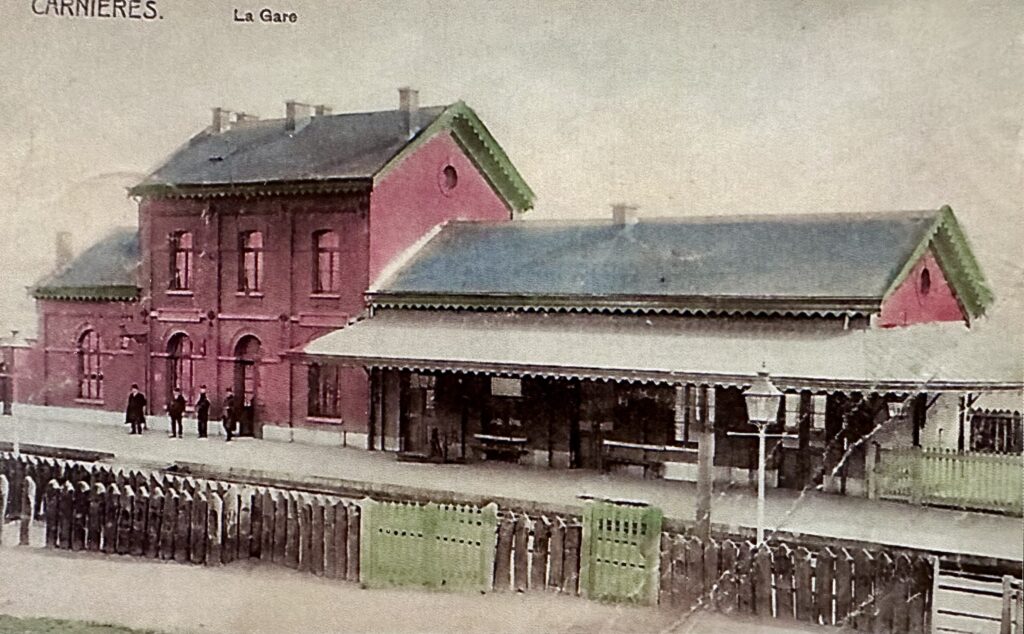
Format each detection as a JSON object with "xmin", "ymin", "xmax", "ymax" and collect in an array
[
  {"xmin": 167, "ymin": 333, "xmax": 194, "ymax": 401},
  {"xmin": 919, "ymin": 267, "xmax": 932, "ymax": 296},
  {"xmin": 77, "ymin": 330, "xmax": 102, "ymax": 400},
  {"xmin": 313, "ymin": 230, "xmax": 341, "ymax": 294},
  {"xmin": 238, "ymin": 230, "xmax": 264, "ymax": 292},
  {"xmin": 169, "ymin": 231, "xmax": 193, "ymax": 290}
]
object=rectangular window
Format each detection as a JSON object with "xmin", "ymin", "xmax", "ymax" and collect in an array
[
  {"xmin": 673, "ymin": 385, "xmax": 692, "ymax": 443},
  {"xmin": 313, "ymin": 230, "xmax": 341, "ymax": 294},
  {"xmin": 169, "ymin": 231, "xmax": 193, "ymax": 290},
  {"xmin": 308, "ymin": 363, "xmax": 343, "ymax": 419},
  {"xmin": 238, "ymin": 231, "xmax": 264, "ymax": 292},
  {"xmin": 783, "ymin": 393, "xmax": 827, "ymax": 432},
  {"xmin": 490, "ymin": 377, "xmax": 522, "ymax": 397}
]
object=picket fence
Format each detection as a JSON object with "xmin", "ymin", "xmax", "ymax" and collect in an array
[
  {"xmin": 874, "ymin": 447, "xmax": 1023, "ymax": 515},
  {"xmin": 0, "ymin": 452, "xmax": 962, "ymax": 634}
]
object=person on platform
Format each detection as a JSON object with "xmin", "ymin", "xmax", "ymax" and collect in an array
[
  {"xmin": 195, "ymin": 385, "xmax": 210, "ymax": 439},
  {"xmin": 222, "ymin": 387, "xmax": 236, "ymax": 442},
  {"xmin": 125, "ymin": 384, "xmax": 147, "ymax": 435},
  {"xmin": 168, "ymin": 387, "xmax": 186, "ymax": 439}
]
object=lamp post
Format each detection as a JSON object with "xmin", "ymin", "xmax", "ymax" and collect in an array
[{"xmin": 730, "ymin": 370, "xmax": 788, "ymax": 546}]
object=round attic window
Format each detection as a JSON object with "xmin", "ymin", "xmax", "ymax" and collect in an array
[
  {"xmin": 439, "ymin": 165, "xmax": 458, "ymax": 195},
  {"xmin": 919, "ymin": 267, "xmax": 932, "ymax": 296}
]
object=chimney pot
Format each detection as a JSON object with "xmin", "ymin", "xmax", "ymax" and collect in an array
[
  {"xmin": 611, "ymin": 203, "xmax": 639, "ymax": 225},
  {"xmin": 285, "ymin": 100, "xmax": 313, "ymax": 132},
  {"xmin": 55, "ymin": 231, "xmax": 73, "ymax": 271},
  {"xmin": 398, "ymin": 87, "xmax": 420, "ymax": 138},
  {"xmin": 211, "ymin": 107, "xmax": 232, "ymax": 133}
]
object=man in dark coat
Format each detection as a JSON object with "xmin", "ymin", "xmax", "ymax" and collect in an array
[
  {"xmin": 168, "ymin": 387, "xmax": 186, "ymax": 438},
  {"xmin": 125, "ymin": 384, "xmax": 147, "ymax": 435},
  {"xmin": 195, "ymin": 385, "xmax": 210, "ymax": 439},
  {"xmin": 222, "ymin": 388, "xmax": 236, "ymax": 442}
]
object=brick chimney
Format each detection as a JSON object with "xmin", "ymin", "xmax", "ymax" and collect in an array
[
  {"xmin": 314, "ymin": 104, "xmax": 333, "ymax": 117},
  {"xmin": 611, "ymin": 203, "xmax": 639, "ymax": 225},
  {"xmin": 285, "ymin": 100, "xmax": 314, "ymax": 132},
  {"xmin": 398, "ymin": 87, "xmax": 420, "ymax": 138},
  {"xmin": 211, "ymin": 107, "xmax": 232, "ymax": 133},
  {"xmin": 232, "ymin": 111, "xmax": 259, "ymax": 127},
  {"xmin": 55, "ymin": 231, "xmax": 73, "ymax": 271}
]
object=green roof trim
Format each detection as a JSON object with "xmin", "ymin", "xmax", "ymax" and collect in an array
[
  {"xmin": 375, "ymin": 101, "xmax": 536, "ymax": 213},
  {"xmin": 883, "ymin": 205, "xmax": 993, "ymax": 320},
  {"xmin": 31, "ymin": 285, "xmax": 139, "ymax": 302}
]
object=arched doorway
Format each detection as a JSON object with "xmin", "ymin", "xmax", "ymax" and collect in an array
[
  {"xmin": 233, "ymin": 335, "xmax": 261, "ymax": 437},
  {"xmin": 167, "ymin": 333, "xmax": 194, "ymax": 403}
]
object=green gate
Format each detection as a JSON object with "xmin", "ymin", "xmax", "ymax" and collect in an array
[
  {"xmin": 359, "ymin": 499, "xmax": 499, "ymax": 593},
  {"xmin": 580, "ymin": 499, "xmax": 663, "ymax": 605}
]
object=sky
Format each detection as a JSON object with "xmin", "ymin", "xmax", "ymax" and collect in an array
[{"xmin": 0, "ymin": 0, "xmax": 1021, "ymax": 336}]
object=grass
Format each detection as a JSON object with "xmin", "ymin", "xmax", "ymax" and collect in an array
[{"xmin": 0, "ymin": 615, "xmax": 164, "ymax": 634}]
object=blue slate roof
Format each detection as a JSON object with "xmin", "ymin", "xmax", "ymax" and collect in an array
[
  {"xmin": 32, "ymin": 228, "xmax": 140, "ymax": 301},
  {"xmin": 374, "ymin": 210, "xmax": 946, "ymax": 314},
  {"xmin": 133, "ymin": 106, "xmax": 448, "ymax": 190}
]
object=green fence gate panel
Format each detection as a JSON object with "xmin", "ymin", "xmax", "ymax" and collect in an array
[
  {"xmin": 580, "ymin": 500, "xmax": 663, "ymax": 605},
  {"xmin": 360, "ymin": 499, "xmax": 498, "ymax": 593}
]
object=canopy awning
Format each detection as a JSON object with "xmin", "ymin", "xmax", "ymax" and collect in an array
[{"xmin": 300, "ymin": 310, "xmax": 1023, "ymax": 392}]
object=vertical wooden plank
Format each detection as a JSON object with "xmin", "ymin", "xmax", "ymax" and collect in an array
[
  {"xmin": 718, "ymin": 539, "xmax": 739, "ymax": 613},
  {"xmin": 249, "ymin": 489, "xmax": 263, "ymax": 560},
  {"xmin": 893, "ymin": 554, "xmax": 913, "ymax": 634},
  {"xmin": 238, "ymin": 488, "xmax": 252, "ymax": 561},
  {"xmin": 853, "ymin": 549, "xmax": 876, "ymax": 632},
  {"xmin": 754, "ymin": 543, "xmax": 773, "ymax": 618},
  {"xmin": 73, "ymin": 481, "xmax": 90, "ymax": 551},
  {"xmin": 494, "ymin": 513, "xmax": 515, "ymax": 591},
  {"xmin": 513, "ymin": 514, "xmax": 531, "ymax": 592},
  {"xmin": 101, "ymin": 483, "xmax": 119, "ymax": 555},
  {"xmin": 298, "ymin": 496, "xmax": 312, "ymax": 573},
  {"xmin": 547, "ymin": 518, "xmax": 565, "ymax": 591},
  {"xmin": 116, "ymin": 485, "xmax": 134, "ymax": 555},
  {"xmin": 703, "ymin": 538, "xmax": 720, "ymax": 603},
  {"xmin": 145, "ymin": 487, "xmax": 163, "ymax": 558},
  {"xmin": 20, "ymin": 476, "xmax": 36, "ymax": 546},
  {"xmin": 323, "ymin": 498, "xmax": 336, "ymax": 578},
  {"xmin": 273, "ymin": 491, "xmax": 288, "ymax": 564},
  {"xmin": 794, "ymin": 546, "xmax": 814, "ymax": 622},
  {"xmin": 191, "ymin": 491, "xmax": 208, "ymax": 565},
  {"xmin": 345, "ymin": 502, "xmax": 360, "ymax": 582},
  {"xmin": 816, "ymin": 547, "xmax": 836, "ymax": 625},
  {"xmin": 175, "ymin": 490, "xmax": 193, "ymax": 564},
  {"xmin": 260, "ymin": 490, "xmax": 274, "ymax": 563},
  {"xmin": 908, "ymin": 556, "xmax": 930, "ymax": 634},
  {"xmin": 736, "ymin": 541, "xmax": 756, "ymax": 614},
  {"xmin": 332, "ymin": 502, "xmax": 348, "ymax": 580},
  {"xmin": 223, "ymin": 488, "xmax": 239, "ymax": 565},
  {"xmin": 874, "ymin": 552, "xmax": 895, "ymax": 634},
  {"xmin": 774, "ymin": 544, "xmax": 795, "ymax": 620},
  {"xmin": 311, "ymin": 498, "xmax": 325, "ymax": 576},
  {"xmin": 684, "ymin": 536, "xmax": 705, "ymax": 610},
  {"xmin": 562, "ymin": 522, "xmax": 582, "ymax": 596},
  {"xmin": 44, "ymin": 480, "xmax": 60, "ymax": 549},
  {"xmin": 285, "ymin": 494, "xmax": 299, "ymax": 569},
  {"xmin": 531, "ymin": 516, "xmax": 551, "ymax": 592},
  {"xmin": 160, "ymin": 489, "xmax": 178, "ymax": 561},
  {"xmin": 669, "ymin": 535, "xmax": 687, "ymax": 609},
  {"xmin": 130, "ymin": 486, "xmax": 148, "ymax": 556},
  {"xmin": 835, "ymin": 548, "xmax": 854, "ymax": 626},
  {"xmin": 659, "ymin": 533, "xmax": 674, "ymax": 607},
  {"xmin": 86, "ymin": 483, "xmax": 105, "ymax": 552},
  {"xmin": 206, "ymin": 492, "xmax": 223, "ymax": 566}
]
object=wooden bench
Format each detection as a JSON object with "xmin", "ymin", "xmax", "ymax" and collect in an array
[
  {"xmin": 601, "ymin": 440, "xmax": 697, "ymax": 478},
  {"xmin": 470, "ymin": 433, "xmax": 529, "ymax": 463}
]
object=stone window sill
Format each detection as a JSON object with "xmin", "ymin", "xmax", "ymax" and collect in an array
[
  {"xmin": 75, "ymin": 398, "xmax": 105, "ymax": 406},
  {"xmin": 165, "ymin": 290, "xmax": 194, "ymax": 296},
  {"xmin": 310, "ymin": 293, "xmax": 341, "ymax": 300},
  {"xmin": 235, "ymin": 291, "xmax": 265, "ymax": 298},
  {"xmin": 307, "ymin": 416, "xmax": 343, "ymax": 425}
]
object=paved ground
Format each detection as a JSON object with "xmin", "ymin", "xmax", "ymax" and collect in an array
[
  {"xmin": 1, "ymin": 410, "xmax": 1020, "ymax": 563},
  {"xmin": 0, "ymin": 528, "xmax": 828, "ymax": 634}
]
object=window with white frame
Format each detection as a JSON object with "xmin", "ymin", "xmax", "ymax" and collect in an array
[{"xmin": 783, "ymin": 393, "xmax": 827, "ymax": 432}]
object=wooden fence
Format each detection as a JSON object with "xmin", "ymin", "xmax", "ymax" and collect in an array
[
  {"xmin": 658, "ymin": 533, "xmax": 935, "ymax": 633},
  {"xmin": 873, "ymin": 447, "xmax": 1023, "ymax": 515},
  {"xmin": 38, "ymin": 470, "xmax": 361, "ymax": 581}
]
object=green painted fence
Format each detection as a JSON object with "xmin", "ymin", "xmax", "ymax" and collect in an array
[
  {"xmin": 874, "ymin": 447, "xmax": 1023, "ymax": 515},
  {"xmin": 580, "ymin": 500, "xmax": 663, "ymax": 605},
  {"xmin": 359, "ymin": 499, "xmax": 498, "ymax": 593}
]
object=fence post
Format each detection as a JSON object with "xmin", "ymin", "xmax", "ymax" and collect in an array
[
  {"xmin": 345, "ymin": 502, "xmax": 360, "ymax": 583},
  {"xmin": 87, "ymin": 483, "xmax": 105, "ymax": 552},
  {"xmin": 0, "ymin": 474, "xmax": 8, "ymax": 545},
  {"xmin": 866, "ymin": 443, "xmax": 879, "ymax": 500},
  {"xmin": 206, "ymin": 492, "xmax": 223, "ymax": 566},
  {"xmin": 145, "ymin": 487, "xmax": 163, "ymax": 558},
  {"xmin": 930, "ymin": 556, "xmax": 940, "ymax": 634},
  {"xmin": 19, "ymin": 476, "xmax": 35, "ymax": 546},
  {"xmin": 1002, "ymin": 576, "xmax": 1013, "ymax": 634},
  {"xmin": 513, "ymin": 514, "xmax": 531, "ymax": 592},
  {"xmin": 494, "ymin": 513, "xmax": 515, "ymax": 591}
]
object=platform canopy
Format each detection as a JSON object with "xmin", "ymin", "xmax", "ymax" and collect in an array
[{"xmin": 301, "ymin": 310, "xmax": 1022, "ymax": 393}]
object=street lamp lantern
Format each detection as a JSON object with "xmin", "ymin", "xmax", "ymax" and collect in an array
[{"xmin": 744, "ymin": 370, "xmax": 783, "ymax": 424}]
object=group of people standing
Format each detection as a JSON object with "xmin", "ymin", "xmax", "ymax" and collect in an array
[{"xmin": 125, "ymin": 384, "xmax": 244, "ymax": 441}]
